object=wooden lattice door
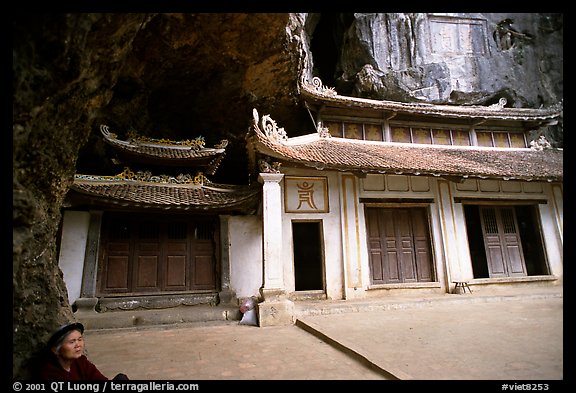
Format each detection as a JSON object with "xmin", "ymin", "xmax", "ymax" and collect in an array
[{"xmin": 479, "ymin": 206, "xmax": 527, "ymax": 277}]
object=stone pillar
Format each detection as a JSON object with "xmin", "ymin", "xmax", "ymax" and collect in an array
[
  {"xmin": 76, "ymin": 210, "xmax": 103, "ymax": 313},
  {"xmin": 257, "ymin": 172, "xmax": 294, "ymax": 326},
  {"xmin": 218, "ymin": 215, "xmax": 237, "ymax": 305}
]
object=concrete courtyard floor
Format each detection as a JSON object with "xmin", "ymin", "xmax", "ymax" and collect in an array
[{"xmin": 83, "ymin": 287, "xmax": 563, "ymax": 383}]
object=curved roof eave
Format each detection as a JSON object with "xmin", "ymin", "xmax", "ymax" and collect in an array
[
  {"xmin": 300, "ymin": 77, "xmax": 563, "ymax": 122},
  {"xmin": 249, "ymin": 109, "xmax": 563, "ymax": 183}
]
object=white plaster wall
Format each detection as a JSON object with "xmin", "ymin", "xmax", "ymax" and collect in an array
[
  {"xmin": 280, "ymin": 169, "xmax": 345, "ymax": 300},
  {"xmin": 58, "ymin": 210, "xmax": 90, "ymax": 305},
  {"xmin": 228, "ymin": 215, "xmax": 263, "ymax": 299}
]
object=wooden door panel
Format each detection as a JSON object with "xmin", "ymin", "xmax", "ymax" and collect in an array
[
  {"xmin": 369, "ymin": 250, "xmax": 385, "ymax": 283},
  {"xmin": 385, "ymin": 251, "xmax": 401, "ymax": 283},
  {"xmin": 134, "ymin": 255, "xmax": 159, "ymax": 289},
  {"xmin": 401, "ymin": 250, "xmax": 417, "ymax": 282},
  {"xmin": 165, "ymin": 255, "xmax": 187, "ymax": 289},
  {"xmin": 108, "ymin": 243, "xmax": 129, "ymax": 253},
  {"xmin": 411, "ymin": 209, "xmax": 433, "ymax": 281},
  {"xmin": 193, "ymin": 255, "xmax": 215, "ymax": 288},
  {"xmin": 397, "ymin": 210, "xmax": 417, "ymax": 282},
  {"xmin": 506, "ymin": 243, "xmax": 526, "ymax": 275},
  {"xmin": 366, "ymin": 210, "xmax": 385, "ymax": 284},
  {"xmin": 414, "ymin": 238, "xmax": 433, "ymax": 281},
  {"xmin": 486, "ymin": 244, "xmax": 507, "ymax": 276},
  {"xmin": 105, "ymin": 256, "xmax": 129, "ymax": 291},
  {"xmin": 139, "ymin": 243, "xmax": 159, "ymax": 252}
]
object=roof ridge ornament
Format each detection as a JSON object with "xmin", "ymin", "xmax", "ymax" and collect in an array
[
  {"xmin": 530, "ymin": 135, "xmax": 553, "ymax": 150},
  {"xmin": 308, "ymin": 76, "xmax": 338, "ymax": 96},
  {"xmin": 252, "ymin": 108, "xmax": 288, "ymax": 142},
  {"xmin": 75, "ymin": 167, "xmax": 209, "ymax": 185},
  {"xmin": 126, "ymin": 128, "xmax": 206, "ymax": 150},
  {"xmin": 318, "ymin": 126, "xmax": 331, "ymax": 138},
  {"xmin": 100, "ymin": 124, "xmax": 228, "ymax": 151},
  {"xmin": 258, "ymin": 158, "xmax": 282, "ymax": 174},
  {"xmin": 488, "ymin": 97, "xmax": 507, "ymax": 109}
]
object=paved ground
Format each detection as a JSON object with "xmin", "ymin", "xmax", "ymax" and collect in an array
[{"xmin": 83, "ymin": 289, "xmax": 563, "ymax": 382}]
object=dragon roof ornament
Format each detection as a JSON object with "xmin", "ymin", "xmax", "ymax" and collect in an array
[
  {"xmin": 305, "ymin": 76, "xmax": 338, "ymax": 97},
  {"xmin": 530, "ymin": 135, "xmax": 553, "ymax": 151},
  {"xmin": 252, "ymin": 108, "xmax": 288, "ymax": 143},
  {"xmin": 100, "ymin": 124, "xmax": 228, "ymax": 151}
]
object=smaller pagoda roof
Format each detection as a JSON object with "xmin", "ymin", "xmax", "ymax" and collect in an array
[
  {"xmin": 68, "ymin": 169, "xmax": 260, "ymax": 213},
  {"xmin": 247, "ymin": 109, "xmax": 563, "ymax": 183},
  {"xmin": 100, "ymin": 125, "xmax": 228, "ymax": 175}
]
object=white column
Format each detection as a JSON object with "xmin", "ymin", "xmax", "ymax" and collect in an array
[
  {"xmin": 257, "ymin": 172, "xmax": 293, "ymax": 326},
  {"xmin": 258, "ymin": 172, "xmax": 285, "ymax": 294}
]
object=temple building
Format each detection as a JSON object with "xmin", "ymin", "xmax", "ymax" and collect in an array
[
  {"xmin": 58, "ymin": 125, "xmax": 260, "ymax": 313},
  {"xmin": 57, "ymin": 77, "xmax": 563, "ymax": 327},
  {"xmin": 247, "ymin": 77, "xmax": 562, "ymax": 326}
]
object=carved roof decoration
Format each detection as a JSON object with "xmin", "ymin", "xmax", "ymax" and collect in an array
[
  {"xmin": 70, "ymin": 168, "xmax": 260, "ymax": 212},
  {"xmin": 100, "ymin": 125, "xmax": 228, "ymax": 174},
  {"xmin": 247, "ymin": 109, "xmax": 563, "ymax": 182},
  {"xmin": 300, "ymin": 77, "xmax": 563, "ymax": 123}
]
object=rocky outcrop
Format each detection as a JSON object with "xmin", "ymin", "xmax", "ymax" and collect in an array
[{"xmin": 327, "ymin": 13, "xmax": 563, "ymax": 108}]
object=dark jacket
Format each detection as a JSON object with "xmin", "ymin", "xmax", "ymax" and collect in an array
[{"xmin": 37, "ymin": 352, "xmax": 108, "ymax": 380}]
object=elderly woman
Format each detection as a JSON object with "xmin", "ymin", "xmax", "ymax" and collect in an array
[{"xmin": 37, "ymin": 322, "xmax": 127, "ymax": 380}]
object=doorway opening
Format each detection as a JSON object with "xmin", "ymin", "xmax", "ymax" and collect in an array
[
  {"xmin": 292, "ymin": 221, "xmax": 325, "ymax": 291},
  {"xmin": 464, "ymin": 204, "xmax": 549, "ymax": 278}
]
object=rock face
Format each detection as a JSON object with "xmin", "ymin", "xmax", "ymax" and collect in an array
[
  {"xmin": 317, "ymin": 13, "xmax": 563, "ymax": 108},
  {"xmin": 12, "ymin": 13, "xmax": 562, "ymax": 379}
]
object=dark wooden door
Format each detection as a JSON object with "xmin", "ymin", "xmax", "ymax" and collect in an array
[
  {"xmin": 366, "ymin": 207, "xmax": 433, "ymax": 284},
  {"xmin": 479, "ymin": 206, "xmax": 527, "ymax": 277},
  {"xmin": 98, "ymin": 214, "xmax": 217, "ymax": 296}
]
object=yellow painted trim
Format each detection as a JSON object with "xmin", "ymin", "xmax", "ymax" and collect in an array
[
  {"xmin": 342, "ymin": 174, "xmax": 362, "ymax": 288},
  {"xmin": 436, "ymin": 180, "xmax": 452, "ymax": 287}
]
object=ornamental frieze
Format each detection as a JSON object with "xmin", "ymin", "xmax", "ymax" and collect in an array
[{"xmin": 75, "ymin": 167, "xmax": 209, "ymax": 185}]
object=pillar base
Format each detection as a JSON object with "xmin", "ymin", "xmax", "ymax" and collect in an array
[
  {"xmin": 257, "ymin": 298, "xmax": 294, "ymax": 326},
  {"xmin": 218, "ymin": 289, "xmax": 237, "ymax": 306},
  {"xmin": 74, "ymin": 297, "xmax": 99, "ymax": 314}
]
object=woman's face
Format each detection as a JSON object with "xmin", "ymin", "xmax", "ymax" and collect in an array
[{"xmin": 55, "ymin": 330, "xmax": 85, "ymax": 360}]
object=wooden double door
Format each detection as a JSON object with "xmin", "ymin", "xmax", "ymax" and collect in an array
[
  {"xmin": 97, "ymin": 213, "xmax": 218, "ymax": 296},
  {"xmin": 365, "ymin": 207, "xmax": 434, "ymax": 284}
]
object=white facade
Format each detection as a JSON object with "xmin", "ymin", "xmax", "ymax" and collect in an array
[
  {"xmin": 57, "ymin": 170, "xmax": 562, "ymax": 319},
  {"xmin": 258, "ymin": 168, "xmax": 563, "ymax": 304}
]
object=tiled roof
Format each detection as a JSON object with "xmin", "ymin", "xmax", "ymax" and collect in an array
[
  {"xmin": 70, "ymin": 178, "xmax": 261, "ymax": 212},
  {"xmin": 301, "ymin": 77, "xmax": 563, "ymax": 122},
  {"xmin": 100, "ymin": 125, "xmax": 227, "ymax": 174},
  {"xmin": 249, "ymin": 110, "xmax": 563, "ymax": 182}
]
